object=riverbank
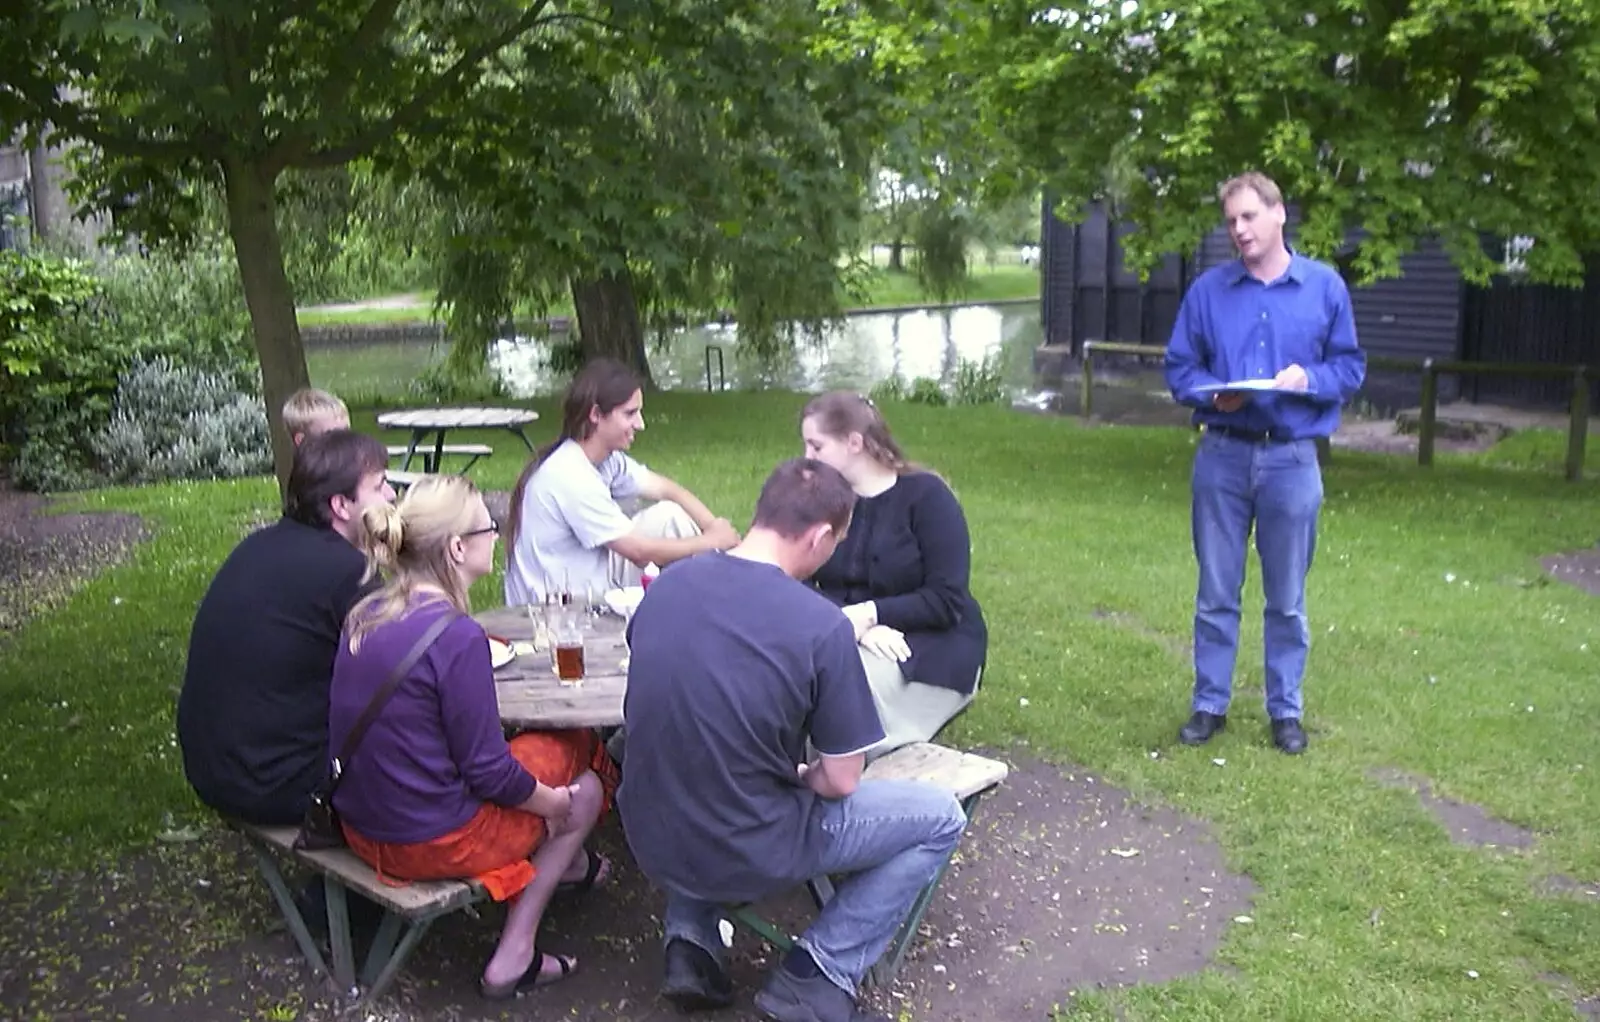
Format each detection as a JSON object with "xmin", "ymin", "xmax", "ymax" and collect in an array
[{"xmin": 296, "ymin": 264, "xmax": 1041, "ymax": 328}]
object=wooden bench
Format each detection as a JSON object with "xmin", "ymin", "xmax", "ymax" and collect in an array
[
  {"xmin": 384, "ymin": 469, "xmax": 431, "ymax": 493},
  {"xmin": 726, "ymin": 742, "xmax": 1009, "ymax": 987},
  {"xmin": 230, "ymin": 821, "xmax": 486, "ymax": 1006},
  {"xmin": 386, "ymin": 443, "xmax": 494, "ymax": 473}
]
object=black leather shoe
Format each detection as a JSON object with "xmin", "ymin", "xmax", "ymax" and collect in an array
[
  {"xmin": 1178, "ymin": 711, "xmax": 1226, "ymax": 745},
  {"xmin": 1271, "ymin": 718, "xmax": 1308, "ymax": 755},
  {"xmin": 662, "ymin": 938, "xmax": 734, "ymax": 1012}
]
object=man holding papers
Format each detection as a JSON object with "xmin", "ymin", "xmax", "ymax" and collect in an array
[{"xmin": 1163, "ymin": 171, "xmax": 1366, "ymax": 755}]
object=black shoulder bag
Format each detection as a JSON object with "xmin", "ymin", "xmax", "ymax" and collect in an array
[{"xmin": 294, "ymin": 612, "xmax": 458, "ymax": 851}]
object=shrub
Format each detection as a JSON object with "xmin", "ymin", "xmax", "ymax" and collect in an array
[
  {"xmin": 906, "ymin": 376, "xmax": 949, "ymax": 406},
  {"xmin": 1, "ymin": 242, "xmax": 260, "ymax": 490},
  {"xmin": 950, "ymin": 353, "xmax": 1006, "ymax": 406},
  {"xmin": 91, "ymin": 358, "xmax": 271, "ymax": 485},
  {"xmin": 0, "ymin": 249, "xmax": 124, "ymax": 489}
]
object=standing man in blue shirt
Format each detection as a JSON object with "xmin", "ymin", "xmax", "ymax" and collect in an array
[{"xmin": 1164, "ymin": 171, "xmax": 1366, "ymax": 755}]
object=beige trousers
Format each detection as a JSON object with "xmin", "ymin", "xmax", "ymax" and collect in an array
[
  {"xmin": 860, "ymin": 650, "xmax": 979, "ymax": 761},
  {"xmin": 607, "ymin": 501, "xmax": 701, "ymax": 588}
]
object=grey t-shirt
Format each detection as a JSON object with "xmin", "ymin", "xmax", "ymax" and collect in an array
[
  {"xmin": 505, "ymin": 439, "xmax": 647, "ymax": 604},
  {"xmin": 618, "ymin": 551, "xmax": 885, "ymax": 903}
]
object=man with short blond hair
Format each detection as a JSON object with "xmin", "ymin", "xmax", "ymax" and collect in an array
[
  {"xmin": 1163, "ymin": 171, "xmax": 1366, "ymax": 755},
  {"xmin": 282, "ymin": 387, "xmax": 350, "ymax": 446}
]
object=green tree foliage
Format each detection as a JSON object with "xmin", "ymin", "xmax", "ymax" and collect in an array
[
  {"xmin": 983, "ymin": 0, "xmax": 1600, "ymax": 285},
  {"xmin": 1, "ymin": 0, "xmax": 630, "ymax": 486},
  {"xmin": 397, "ymin": 0, "xmax": 888, "ymax": 384}
]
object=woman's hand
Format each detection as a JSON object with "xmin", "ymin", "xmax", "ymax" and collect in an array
[
  {"xmin": 860, "ymin": 624, "xmax": 911, "ymax": 663},
  {"xmin": 841, "ymin": 601, "xmax": 877, "ymax": 640}
]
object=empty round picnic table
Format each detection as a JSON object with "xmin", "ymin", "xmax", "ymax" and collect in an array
[
  {"xmin": 376, "ymin": 406, "xmax": 540, "ymax": 473},
  {"xmin": 475, "ymin": 605, "xmax": 628, "ymax": 729}
]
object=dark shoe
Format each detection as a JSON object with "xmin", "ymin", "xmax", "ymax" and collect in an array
[
  {"xmin": 1178, "ymin": 711, "xmax": 1227, "ymax": 746},
  {"xmin": 1271, "ymin": 718, "xmax": 1308, "ymax": 755},
  {"xmin": 556, "ymin": 849, "xmax": 612, "ymax": 896},
  {"xmin": 755, "ymin": 963, "xmax": 889, "ymax": 1022},
  {"xmin": 662, "ymin": 938, "xmax": 734, "ymax": 1012},
  {"xmin": 479, "ymin": 948, "xmax": 577, "ymax": 1000}
]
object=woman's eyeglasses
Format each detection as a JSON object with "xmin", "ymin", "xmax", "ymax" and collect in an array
[{"xmin": 461, "ymin": 518, "xmax": 500, "ymax": 539}]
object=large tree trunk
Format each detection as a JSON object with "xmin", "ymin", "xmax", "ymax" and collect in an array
[
  {"xmin": 889, "ymin": 238, "xmax": 905, "ymax": 271},
  {"xmin": 570, "ymin": 268, "xmax": 655, "ymax": 388},
  {"xmin": 223, "ymin": 157, "xmax": 309, "ymax": 493}
]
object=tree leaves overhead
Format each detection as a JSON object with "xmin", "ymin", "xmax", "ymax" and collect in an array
[
  {"xmin": 983, "ymin": 0, "xmax": 1600, "ymax": 285},
  {"xmin": 400, "ymin": 0, "xmax": 894, "ymax": 362}
]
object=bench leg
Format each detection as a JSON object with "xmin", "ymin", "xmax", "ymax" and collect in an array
[
  {"xmin": 866, "ymin": 788, "xmax": 995, "ymax": 988},
  {"xmin": 356, "ymin": 916, "xmax": 436, "ymax": 1007},
  {"xmin": 459, "ymin": 454, "xmax": 483, "ymax": 474},
  {"xmin": 729, "ymin": 904, "xmax": 795, "ymax": 951},
  {"xmin": 325, "ymin": 877, "xmax": 356, "ymax": 992},
  {"xmin": 360, "ymin": 912, "xmax": 405, "ymax": 987},
  {"xmin": 507, "ymin": 425, "xmax": 535, "ymax": 452},
  {"xmin": 244, "ymin": 841, "xmax": 330, "ymax": 982}
]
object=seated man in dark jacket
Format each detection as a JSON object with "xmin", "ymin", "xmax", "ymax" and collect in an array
[{"xmin": 177, "ymin": 429, "xmax": 393, "ymax": 824}]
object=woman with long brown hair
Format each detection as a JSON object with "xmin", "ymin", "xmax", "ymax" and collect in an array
[
  {"xmin": 327, "ymin": 475, "xmax": 616, "ymax": 997},
  {"xmin": 800, "ymin": 390, "xmax": 988, "ymax": 756},
  {"xmin": 503, "ymin": 357, "xmax": 739, "ymax": 604}
]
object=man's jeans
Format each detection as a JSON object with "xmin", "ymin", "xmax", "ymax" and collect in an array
[
  {"xmin": 662, "ymin": 780, "xmax": 967, "ymax": 996},
  {"xmin": 1190, "ymin": 433, "xmax": 1323, "ymax": 721}
]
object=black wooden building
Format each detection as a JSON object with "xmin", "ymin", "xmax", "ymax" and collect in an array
[{"xmin": 1041, "ymin": 195, "xmax": 1600, "ymax": 410}]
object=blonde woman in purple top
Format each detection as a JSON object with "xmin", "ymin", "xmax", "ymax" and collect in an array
[{"xmin": 328, "ymin": 475, "xmax": 617, "ymax": 998}]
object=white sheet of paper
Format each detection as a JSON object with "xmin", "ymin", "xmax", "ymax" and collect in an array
[{"xmin": 1194, "ymin": 379, "xmax": 1281, "ymax": 393}]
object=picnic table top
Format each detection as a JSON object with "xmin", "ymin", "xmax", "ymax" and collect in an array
[
  {"xmin": 377, "ymin": 407, "xmax": 540, "ymax": 431},
  {"xmin": 476, "ymin": 604, "xmax": 627, "ymax": 729}
]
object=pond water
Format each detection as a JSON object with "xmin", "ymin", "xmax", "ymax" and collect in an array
[{"xmin": 307, "ymin": 302, "xmax": 1044, "ymax": 399}]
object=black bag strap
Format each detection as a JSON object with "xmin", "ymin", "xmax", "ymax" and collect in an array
[{"xmin": 328, "ymin": 610, "xmax": 458, "ymax": 791}]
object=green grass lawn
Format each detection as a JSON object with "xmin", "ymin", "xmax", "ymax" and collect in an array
[
  {"xmin": 3, "ymin": 396, "xmax": 1599, "ymax": 1019},
  {"xmin": 294, "ymin": 264, "xmax": 1041, "ymax": 328}
]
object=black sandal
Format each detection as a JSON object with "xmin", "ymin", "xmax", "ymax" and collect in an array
[
  {"xmin": 479, "ymin": 948, "xmax": 577, "ymax": 1000},
  {"xmin": 556, "ymin": 849, "xmax": 611, "ymax": 895}
]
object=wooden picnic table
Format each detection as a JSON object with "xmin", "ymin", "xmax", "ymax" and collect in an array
[
  {"xmin": 376, "ymin": 406, "xmax": 540, "ymax": 472},
  {"xmin": 475, "ymin": 605, "xmax": 628, "ymax": 729}
]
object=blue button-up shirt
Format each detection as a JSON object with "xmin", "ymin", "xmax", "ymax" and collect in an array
[{"xmin": 1164, "ymin": 253, "xmax": 1366, "ymax": 439}]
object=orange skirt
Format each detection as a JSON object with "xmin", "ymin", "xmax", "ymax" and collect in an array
[{"xmin": 343, "ymin": 729, "xmax": 617, "ymax": 901}]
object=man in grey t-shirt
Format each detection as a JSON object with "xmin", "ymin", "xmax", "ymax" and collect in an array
[
  {"xmin": 621, "ymin": 459, "xmax": 968, "ymax": 1022},
  {"xmin": 503, "ymin": 358, "xmax": 738, "ymax": 604}
]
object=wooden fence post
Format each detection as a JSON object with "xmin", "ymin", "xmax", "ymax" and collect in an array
[
  {"xmin": 1566, "ymin": 366, "xmax": 1588, "ymax": 482},
  {"xmin": 1080, "ymin": 343, "xmax": 1095, "ymax": 422},
  {"xmin": 1417, "ymin": 359, "xmax": 1438, "ymax": 468}
]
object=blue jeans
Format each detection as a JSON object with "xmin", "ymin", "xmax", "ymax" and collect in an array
[
  {"xmin": 1190, "ymin": 433, "xmax": 1323, "ymax": 720},
  {"xmin": 662, "ymin": 780, "xmax": 967, "ymax": 996}
]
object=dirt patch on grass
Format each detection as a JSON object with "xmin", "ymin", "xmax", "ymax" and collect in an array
[
  {"xmin": 0, "ymin": 754, "xmax": 1255, "ymax": 1020},
  {"xmin": 0, "ymin": 482, "xmax": 148, "ymax": 633},
  {"xmin": 1541, "ymin": 548, "xmax": 1600, "ymax": 598},
  {"xmin": 1370, "ymin": 769, "xmax": 1536, "ymax": 849}
]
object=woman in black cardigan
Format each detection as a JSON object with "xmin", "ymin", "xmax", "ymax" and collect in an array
[{"xmin": 800, "ymin": 391, "xmax": 987, "ymax": 757}]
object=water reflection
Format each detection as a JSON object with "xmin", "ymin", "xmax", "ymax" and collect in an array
[{"xmin": 490, "ymin": 303, "xmax": 1041, "ymax": 397}]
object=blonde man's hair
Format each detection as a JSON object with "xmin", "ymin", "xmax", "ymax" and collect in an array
[
  {"xmin": 345, "ymin": 475, "xmax": 483, "ymax": 651},
  {"xmin": 282, "ymin": 387, "xmax": 349, "ymax": 437},
  {"xmin": 1218, "ymin": 172, "xmax": 1284, "ymax": 208}
]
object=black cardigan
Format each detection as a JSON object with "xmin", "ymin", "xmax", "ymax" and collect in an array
[{"xmin": 811, "ymin": 471, "xmax": 987, "ymax": 695}]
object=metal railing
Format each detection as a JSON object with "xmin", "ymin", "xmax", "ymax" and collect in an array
[
  {"xmin": 1077, "ymin": 341, "xmax": 1593, "ymax": 481},
  {"xmin": 704, "ymin": 345, "xmax": 726, "ymax": 392}
]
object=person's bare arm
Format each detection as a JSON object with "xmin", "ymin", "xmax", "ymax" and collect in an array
[
  {"xmin": 637, "ymin": 469, "xmax": 719, "ymax": 530},
  {"xmin": 802, "ymin": 752, "xmax": 866, "ymax": 799},
  {"xmin": 607, "ymin": 522, "xmax": 738, "ymax": 568},
  {"xmin": 516, "ymin": 778, "xmax": 576, "ymax": 818}
]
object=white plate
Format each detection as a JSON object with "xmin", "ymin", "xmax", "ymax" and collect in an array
[
  {"xmin": 604, "ymin": 586, "xmax": 646, "ymax": 617},
  {"xmin": 487, "ymin": 636, "xmax": 516, "ymax": 669}
]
